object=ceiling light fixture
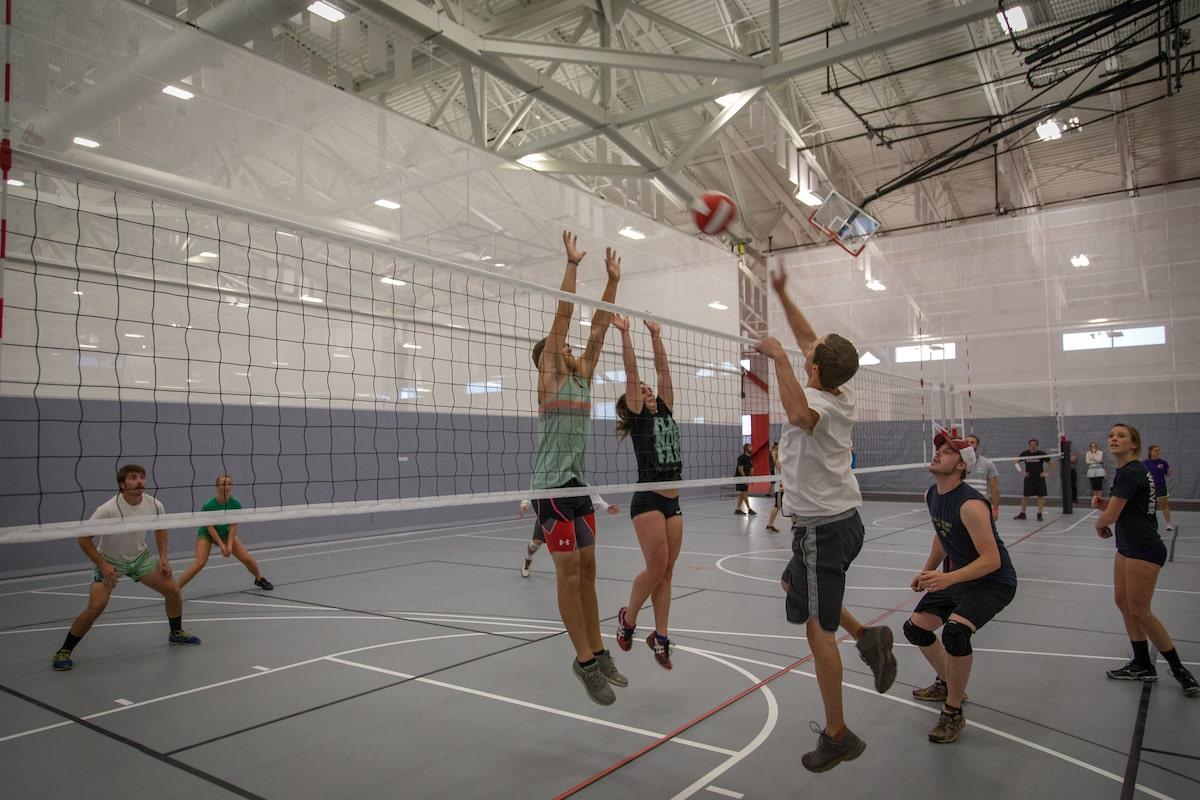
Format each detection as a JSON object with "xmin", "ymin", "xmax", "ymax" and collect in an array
[
  {"xmin": 714, "ymin": 93, "xmax": 740, "ymax": 108},
  {"xmin": 516, "ymin": 153, "xmax": 549, "ymax": 168},
  {"xmin": 707, "ymin": 301, "xmax": 729, "ymax": 310},
  {"xmin": 380, "ymin": 276, "xmax": 406, "ymax": 286},
  {"xmin": 1070, "ymin": 254, "xmax": 1089, "ymax": 268},
  {"xmin": 401, "ymin": 342, "xmax": 422, "ymax": 349},
  {"xmin": 494, "ymin": 262, "xmax": 506, "ymax": 268},
  {"xmin": 1089, "ymin": 318, "xmax": 1110, "ymax": 324},
  {"xmin": 618, "ymin": 226, "xmax": 645, "ymax": 240},
  {"xmin": 7, "ymin": 179, "xmax": 24, "ymax": 187},
  {"xmin": 197, "ymin": 251, "xmax": 219, "ymax": 258},
  {"xmin": 162, "ymin": 85, "xmax": 194, "ymax": 100},
  {"xmin": 996, "ymin": 6, "xmax": 1028, "ymax": 34},
  {"xmin": 299, "ymin": 294, "xmax": 324, "ymax": 304},
  {"xmin": 794, "ymin": 162, "xmax": 822, "ymax": 207},
  {"xmin": 374, "ymin": 198, "xmax": 401, "ymax": 210},
  {"xmin": 858, "ymin": 351, "xmax": 881, "ymax": 366},
  {"xmin": 73, "ymin": 136, "xmax": 100, "ymax": 148},
  {"xmin": 307, "ymin": 1, "xmax": 345, "ymax": 22},
  {"xmin": 1036, "ymin": 119, "xmax": 1062, "ymax": 141}
]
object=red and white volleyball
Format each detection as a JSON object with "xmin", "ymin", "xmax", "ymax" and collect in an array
[{"xmin": 690, "ymin": 191, "xmax": 737, "ymax": 236}]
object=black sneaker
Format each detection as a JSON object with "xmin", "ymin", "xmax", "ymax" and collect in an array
[
  {"xmin": 1172, "ymin": 666, "xmax": 1200, "ymax": 697},
  {"xmin": 801, "ymin": 723, "xmax": 866, "ymax": 772},
  {"xmin": 735, "ymin": 509, "xmax": 746, "ymax": 515},
  {"xmin": 747, "ymin": 509, "xmax": 757, "ymax": 516},
  {"xmin": 615, "ymin": 607, "xmax": 635, "ymax": 652},
  {"xmin": 855, "ymin": 626, "xmax": 897, "ymax": 693},
  {"xmin": 766, "ymin": 525, "xmax": 779, "ymax": 532},
  {"xmin": 254, "ymin": 577, "xmax": 274, "ymax": 590},
  {"xmin": 1013, "ymin": 512, "xmax": 1027, "ymax": 520},
  {"xmin": 1106, "ymin": 660, "xmax": 1157, "ymax": 681}
]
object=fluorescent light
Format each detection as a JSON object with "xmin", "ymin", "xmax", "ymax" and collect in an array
[
  {"xmin": 134, "ymin": 380, "xmax": 150, "ymax": 385},
  {"xmin": 308, "ymin": 1, "xmax": 345, "ymax": 22},
  {"xmin": 73, "ymin": 136, "xmax": 100, "ymax": 148},
  {"xmin": 299, "ymin": 294, "xmax": 324, "ymax": 304},
  {"xmin": 795, "ymin": 187, "xmax": 822, "ymax": 207},
  {"xmin": 332, "ymin": 353, "xmax": 351, "ymax": 358},
  {"xmin": 1070, "ymin": 254, "xmax": 1090, "ymax": 268},
  {"xmin": 380, "ymin": 276, "xmax": 406, "ymax": 286},
  {"xmin": 277, "ymin": 231, "xmax": 297, "ymax": 238},
  {"xmin": 78, "ymin": 343, "xmax": 98, "ymax": 349},
  {"xmin": 401, "ymin": 342, "xmax": 422, "ymax": 349},
  {"xmin": 374, "ymin": 198, "xmax": 401, "ymax": 210},
  {"xmin": 618, "ymin": 226, "xmax": 646, "ymax": 240},
  {"xmin": 236, "ymin": 372, "xmax": 250, "ymax": 377},
  {"xmin": 865, "ymin": 278, "xmax": 887, "ymax": 291},
  {"xmin": 123, "ymin": 333, "xmax": 145, "ymax": 339},
  {"xmin": 858, "ymin": 351, "xmax": 881, "ymax": 366},
  {"xmin": 1088, "ymin": 318, "xmax": 1110, "ymax": 323},
  {"xmin": 494, "ymin": 262, "xmax": 506, "ymax": 267},
  {"xmin": 197, "ymin": 251, "xmax": 219, "ymax": 258},
  {"xmin": 73, "ymin": 290, "xmax": 83, "ymax": 296},
  {"xmin": 1036, "ymin": 119, "xmax": 1062, "ymax": 141},
  {"xmin": 578, "ymin": 319, "xmax": 592, "ymax": 327},
  {"xmin": 7, "ymin": 179, "xmax": 24, "ymax": 187},
  {"xmin": 517, "ymin": 153, "xmax": 548, "ymax": 168},
  {"xmin": 707, "ymin": 301, "xmax": 729, "ymax": 310},
  {"xmin": 996, "ymin": 6, "xmax": 1028, "ymax": 34},
  {"xmin": 480, "ymin": 255, "xmax": 491, "ymax": 261},
  {"xmin": 715, "ymin": 93, "xmax": 740, "ymax": 108},
  {"xmin": 272, "ymin": 361, "xmax": 289, "ymax": 366},
  {"xmin": 162, "ymin": 85, "xmax": 194, "ymax": 100}
]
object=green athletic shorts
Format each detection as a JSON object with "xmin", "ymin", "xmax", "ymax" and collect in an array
[{"xmin": 93, "ymin": 549, "xmax": 158, "ymax": 583}]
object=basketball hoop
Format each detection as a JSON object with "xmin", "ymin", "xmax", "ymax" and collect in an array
[{"xmin": 806, "ymin": 191, "xmax": 880, "ymax": 257}]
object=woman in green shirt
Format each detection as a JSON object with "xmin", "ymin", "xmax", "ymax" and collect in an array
[{"xmin": 178, "ymin": 474, "xmax": 273, "ymax": 591}]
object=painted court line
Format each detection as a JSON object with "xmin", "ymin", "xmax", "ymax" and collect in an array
[
  {"xmin": 703, "ymin": 787, "xmax": 744, "ymax": 799},
  {"xmin": 325, "ymin": 655, "xmax": 737, "ymax": 757}
]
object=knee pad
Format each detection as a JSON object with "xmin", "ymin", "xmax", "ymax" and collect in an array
[
  {"xmin": 942, "ymin": 620, "xmax": 974, "ymax": 657},
  {"xmin": 903, "ymin": 619, "xmax": 936, "ymax": 647}
]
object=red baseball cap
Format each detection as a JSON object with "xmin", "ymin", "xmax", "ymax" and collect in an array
[{"xmin": 934, "ymin": 428, "xmax": 977, "ymax": 474}]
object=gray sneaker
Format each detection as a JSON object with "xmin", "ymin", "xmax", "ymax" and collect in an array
[
  {"xmin": 801, "ymin": 723, "xmax": 866, "ymax": 773},
  {"xmin": 912, "ymin": 677, "xmax": 968, "ymax": 704},
  {"xmin": 596, "ymin": 650, "xmax": 628, "ymax": 688},
  {"xmin": 929, "ymin": 709, "xmax": 966, "ymax": 743},
  {"xmin": 856, "ymin": 626, "xmax": 897, "ymax": 693},
  {"xmin": 572, "ymin": 658, "xmax": 616, "ymax": 706}
]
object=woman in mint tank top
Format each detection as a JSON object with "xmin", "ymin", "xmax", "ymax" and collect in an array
[
  {"xmin": 611, "ymin": 314, "xmax": 684, "ymax": 670},
  {"xmin": 527, "ymin": 231, "xmax": 627, "ymax": 706},
  {"xmin": 177, "ymin": 474, "xmax": 273, "ymax": 591}
]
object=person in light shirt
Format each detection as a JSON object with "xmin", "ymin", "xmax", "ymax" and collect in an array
[{"xmin": 52, "ymin": 464, "xmax": 200, "ymax": 671}]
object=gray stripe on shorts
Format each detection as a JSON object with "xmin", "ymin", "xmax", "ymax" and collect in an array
[{"xmin": 802, "ymin": 526, "xmax": 819, "ymax": 624}]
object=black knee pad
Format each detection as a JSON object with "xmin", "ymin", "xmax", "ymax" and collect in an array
[
  {"xmin": 903, "ymin": 619, "xmax": 936, "ymax": 647},
  {"xmin": 942, "ymin": 620, "xmax": 974, "ymax": 657}
]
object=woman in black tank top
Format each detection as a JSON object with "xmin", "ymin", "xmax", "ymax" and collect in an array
[{"xmin": 611, "ymin": 315, "xmax": 683, "ymax": 670}]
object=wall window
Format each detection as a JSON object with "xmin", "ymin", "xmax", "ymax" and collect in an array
[
  {"xmin": 1062, "ymin": 325, "xmax": 1165, "ymax": 351},
  {"xmin": 895, "ymin": 342, "xmax": 956, "ymax": 363}
]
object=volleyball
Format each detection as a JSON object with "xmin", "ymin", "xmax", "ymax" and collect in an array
[{"xmin": 690, "ymin": 191, "xmax": 737, "ymax": 236}]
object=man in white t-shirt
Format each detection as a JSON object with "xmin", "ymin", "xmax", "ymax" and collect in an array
[
  {"xmin": 964, "ymin": 434, "xmax": 1001, "ymax": 521},
  {"xmin": 52, "ymin": 464, "xmax": 201, "ymax": 671},
  {"xmin": 754, "ymin": 264, "xmax": 896, "ymax": 773}
]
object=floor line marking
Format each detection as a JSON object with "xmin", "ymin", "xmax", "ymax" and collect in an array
[{"xmin": 703, "ymin": 787, "xmax": 744, "ymax": 799}]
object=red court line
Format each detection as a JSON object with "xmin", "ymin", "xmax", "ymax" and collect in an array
[{"xmin": 554, "ymin": 514, "xmax": 1058, "ymax": 798}]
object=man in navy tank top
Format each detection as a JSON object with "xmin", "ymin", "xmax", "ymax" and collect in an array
[{"xmin": 903, "ymin": 429, "xmax": 1018, "ymax": 744}]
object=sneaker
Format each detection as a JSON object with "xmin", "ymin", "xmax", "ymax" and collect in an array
[
  {"xmin": 520, "ymin": 557, "xmax": 532, "ymax": 578},
  {"xmin": 1165, "ymin": 523, "xmax": 1175, "ymax": 532},
  {"xmin": 1013, "ymin": 512, "xmax": 1027, "ymax": 520},
  {"xmin": 168, "ymin": 629, "xmax": 202, "ymax": 646},
  {"xmin": 596, "ymin": 650, "xmax": 628, "ymax": 688},
  {"xmin": 801, "ymin": 723, "xmax": 866, "ymax": 773},
  {"xmin": 1171, "ymin": 666, "xmax": 1199, "ymax": 697},
  {"xmin": 1106, "ymin": 660, "xmax": 1157, "ymax": 681},
  {"xmin": 911, "ymin": 677, "xmax": 969, "ymax": 703},
  {"xmin": 929, "ymin": 709, "xmax": 966, "ymax": 744},
  {"xmin": 735, "ymin": 509, "xmax": 746, "ymax": 515},
  {"xmin": 766, "ymin": 525, "xmax": 779, "ymax": 532},
  {"xmin": 646, "ymin": 631, "xmax": 673, "ymax": 670},
  {"xmin": 1037, "ymin": 513, "xmax": 1043, "ymax": 521},
  {"xmin": 254, "ymin": 577, "xmax": 274, "ymax": 590},
  {"xmin": 748, "ymin": 509, "xmax": 757, "ymax": 516},
  {"xmin": 615, "ymin": 607, "xmax": 636, "ymax": 652},
  {"xmin": 572, "ymin": 658, "xmax": 615, "ymax": 706},
  {"xmin": 855, "ymin": 626, "xmax": 897, "ymax": 693},
  {"xmin": 52, "ymin": 649, "xmax": 74, "ymax": 671}
]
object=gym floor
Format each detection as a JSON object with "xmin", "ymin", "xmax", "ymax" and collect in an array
[{"xmin": 1, "ymin": 496, "xmax": 1197, "ymax": 800}]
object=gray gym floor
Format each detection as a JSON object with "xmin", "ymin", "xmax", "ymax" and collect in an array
[{"xmin": 1, "ymin": 497, "xmax": 1197, "ymax": 800}]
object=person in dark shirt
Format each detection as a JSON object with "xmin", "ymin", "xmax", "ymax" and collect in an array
[
  {"xmin": 1013, "ymin": 438, "xmax": 1052, "ymax": 521},
  {"xmin": 1094, "ymin": 423, "xmax": 1197, "ymax": 696},
  {"xmin": 905, "ymin": 430, "xmax": 1019, "ymax": 743},
  {"xmin": 1142, "ymin": 444, "xmax": 1174, "ymax": 532},
  {"xmin": 612, "ymin": 315, "xmax": 684, "ymax": 669},
  {"xmin": 734, "ymin": 443, "xmax": 755, "ymax": 515}
]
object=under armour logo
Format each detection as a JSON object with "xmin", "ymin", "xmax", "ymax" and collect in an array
[{"xmin": 558, "ymin": 540, "xmax": 570, "ymax": 547}]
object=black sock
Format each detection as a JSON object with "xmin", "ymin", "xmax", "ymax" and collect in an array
[
  {"xmin": 168, "ymin": 615, "xmax": 183, "ymax": 633},
  {"xmin": 593, "ymin": 650, "xmax": 606, "ymax": 658},
  {"xmin": 60, "ymin": 632, "xmax": 82, "ymax": 653},
  {"xmin": 577, "ymin": 657, "xmax": 597, "ymax": 669},
  {"xmin": 944, "ymin": 703, "xmax": 962, "ymax": 715},
  {"xmin": 1131, "ymin": 640, "xmax": 1152, "ymax": 667},
  {"xmin": 1161, "ymin": 648, "xmax": 1184, "ymax": 672}
]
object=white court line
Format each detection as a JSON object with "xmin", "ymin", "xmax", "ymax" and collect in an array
[
  {"xmin": 868, "ymin": 508, "xmax": 926, "ymax": 526},
  {"xmin": 0, "ymin": 615, "xmax": 382, "ymax": 637},
  {"xmin": 704, "ymin": 787, "xmax": 744, "ymax": 799},
  {"xmin": 325, "ymin": 655, "xmax": 737, "ymax": 757},
  {"xmin": 252, "ymin": 666, "xmax": 270, "ymax": 672},
  {"xmin": 458, "ymin": 533, "xmax": 732, "ymax": 559},
  {"xmin": 700, "ymin": 648, "xmax": 1177, "ymax": 800},
  {"xmin": 26, "ymin": 590, "xmax": 333, "ymax": 611},
  {"xmin": 114, "ymin": 699, "xmax": 133, "ymax": 707}
]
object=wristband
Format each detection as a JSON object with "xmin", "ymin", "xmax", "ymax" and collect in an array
[{"xmin": 567, "ymin": 259, "xmax": 581, "ymax": 266}]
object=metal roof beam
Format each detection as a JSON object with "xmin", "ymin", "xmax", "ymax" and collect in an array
[{"xmin": 477, "ymin": 37, "xmax": 761, "ymax": 79}]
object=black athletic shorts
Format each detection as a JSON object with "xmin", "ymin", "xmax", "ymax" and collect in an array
[
  {"xmin": 1023, "ymin": 476, "xmax": 1047, "ymax": 497},
  {"xmin": 913, "ymin": 579, "xmax": 1016, "ymax": 630},
  {"xmin": 735, "ymin": 483, "xmax": 748, "ymax": 492},
  {"xmin": 1116, "ymin": 534, "xmax": 1167, "ymax": 567},
  {"xmin": 1154, "ymin": 484, "xmax": 1169, "ymax": 499},
  {"xmin": 630, "ymin": 491, "xmax": 681, "ymax": 519},
  {"xmin": 1088, "ymin": 476, "xmax": 1104, "ymax": 491},
  {"xmin": 774, "ymin": 491, "xmax": 783, "ymax": 509},
  {"xmin": 781, "ymin": 510, "xmax": 865, "ymax": 632}
]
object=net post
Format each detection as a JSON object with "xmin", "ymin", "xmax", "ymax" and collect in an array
[
  {"xmin": 1168, "ymin": 525, "xmax": 1178, "ymax": 563},
  {"xmin": 1060, "ymin": 436, "xmax": 1073, "ymax": 515}
]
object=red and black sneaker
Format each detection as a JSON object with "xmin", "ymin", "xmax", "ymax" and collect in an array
[
  {"xmin": 615, "ymin": 607, "xmax": 636, "ymax": 652},
  {"xmin": 647, "ymin": 631, "xmax": 673, "ymax": 670}
]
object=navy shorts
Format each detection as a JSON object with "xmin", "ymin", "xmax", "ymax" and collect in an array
[
  {"xmin": 630, "ymin": 491, "xmax": 681, "ymax": 519},
  {"xmin": 532, "ymin": 488, "xmax": 596, "ymax": 553},
  {"xmin": 1154, "ymin": 484, "xmax": 1169, "ymax": 499},
  {"xmin": 1088, "ymin": 476, "xmax": 1104, "ymax": 491},
  {"xmin": 781, "ymin": 511, "xmax": 865, "ymax": 632},
  {"xmin": 1116, "ymin": 534, "xmax": 1167, "ymax": 567},
  {"xmin": 1023, "ymin": 476, "xmax": 1047, "ymax": 497},
  {"xmin": 913, "ymin": 580, "xmax": 1016, "ymax": 630}
]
